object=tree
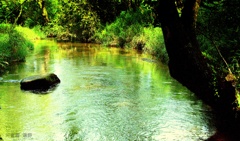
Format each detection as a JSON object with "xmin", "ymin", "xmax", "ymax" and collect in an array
[
  {"xmin": 14, "ymin": 0, "xmax": 27, "ymax": 25},
  {"xmin": 157, "ymin": 0, "xmax": 237, "ymax": 114},
  {"xmin": 36, "ymin": 0, "xmax": 49, "ymax": 24},
  {"xmin": 0, "ymin": 0, "xmax": 53, "ymax": 26},
  {"xmin": 197, "ymin": 0, "xmax": 240, "ymax": 82}
]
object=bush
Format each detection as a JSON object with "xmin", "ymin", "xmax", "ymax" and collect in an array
[
  {"xmin": 197, "ymin": 0, "xmax": 240, "ymax": 93},
  {"xmin": 0, "ymin": 24, "xmax": 35, "ymax": 74},
  {"xmin": 94, "ymin": 4, "xmax": 168, "ymax": 63},
  {"xmin": 94, "ymin": 4, "xmax": 154, "ymax": 47},
  {"xmin": 32, "ymin": 25, "xmax": 46, "ymax": 39},
  {"xmin": 131, "ymin": 26, "xmax": 168, "ymax": 63},
  {"xmin": 15, "ymin": 25, "xmax": 46, "ymax": 40},
  {"xmin": 48, "ymin": 1, "xmax": 100, "ymax": 42}
]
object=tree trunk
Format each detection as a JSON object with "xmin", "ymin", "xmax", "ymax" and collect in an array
[
  {"xmin": 36, "ymin": 0, "xmax": 49, "ymax": 24},
  {"xmin": 157, "ymin": 0, "xmax": 237, "ymax": 113},
  {"xmin": 158, "ymin": 0, "xmax": 215, "ymax": 103}
]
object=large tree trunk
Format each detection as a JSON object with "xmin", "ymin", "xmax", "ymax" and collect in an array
[
  {"xmin": 157, "ymin": 0, "xmax": 237, "ymax": 113},
  {"xmin": 158, "ymin": 0, "xmax": 215, "ymax": 103}
]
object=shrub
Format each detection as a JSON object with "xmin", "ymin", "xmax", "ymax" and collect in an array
[
  {"xmin": 95, "ymin": 4, "xmax": 154, "ymax": 47},
  {"xmin": 0, "ymin": 24, "xmax": 35, "ymax": 74},
  {"xmin": 94, "ymin": 4, "xmax": 168, "ymax": 63},
  {"xmin": 15, "ymin": 25, "xmax": 46, "ymax": 40},
  {"xmin": 197, "ymin": 1, "xmax": 240, "ymax": 76},
  {"xmin": 32, "ymin": 25, "xmax": 46, "ymax": 39},
  {"xmin": 49, "ymin": 1, "xmax": 101, "ymax": 42},
  {"xmin": 197, "ymin": 0, "xmax": 240, "ymax": 94},
  {"xmin": 131, "ymin": 26, "xmax": 168, "ymax": 63}
]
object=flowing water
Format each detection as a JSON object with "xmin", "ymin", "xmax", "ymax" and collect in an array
[{"xmin": 0, "ymin": 40, "xmax": 216, "ymax": 141}]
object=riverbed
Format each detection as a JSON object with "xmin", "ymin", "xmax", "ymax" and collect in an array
[{"xmin": 0, "ymin": 40, "xmax": 216, "ymax": 140}]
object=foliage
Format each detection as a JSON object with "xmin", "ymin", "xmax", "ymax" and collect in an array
[
  {"xmin": 15, "ymin": 25, "xmax": 46, "ymax": 40},
  {"xmin": 31, "ymin": 25, "xmax": 46, "ymax": 39},
  {"xmin": 95, "ymin": 4, "xmax": 154, "ymax": 47},
  {"xmin": 42, "ymin": 0, "xmax": 100, "ymax": 42},
  {"xmin": 88, "ymin": 0, "xmax": 124, "ymax": 23},
  {"xmin": 94, "ymin": 4, "xmax": 168, "ymax": 63},
  {"xmin": 197, "ymin": 0, "xmax": 240, "ymax": 88},
  {"xmin": 0, "ymin": 0, "xmax": 56, "ymax": 26},
  {"xmin": 197, "ymin": 0, "xmax": 240, "ymax": 110},
  {"xmin": 21, "ymin": 0, "xmax": 43, "ymax": 27},
  {"xmin": 131, "ymin": 26, "xmax": 168, "ymax": 63},
  {"xmin": 0, "ymin": 0, "xmax": 152, "ymax": 42},
  {"xmin": 0, "ymin": 0, "xmax": 18, "ymax": 24},
  {"xmin": 0, "ymin": 24, "xmax": 34, "ymax": 74}
]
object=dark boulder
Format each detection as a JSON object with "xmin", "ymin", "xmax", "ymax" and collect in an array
[{"xmin": 20, "ymin": 73, "xmax": 60, "ymax": 91}]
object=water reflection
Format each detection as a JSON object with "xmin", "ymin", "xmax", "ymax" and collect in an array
[{"xmin": 0, "ymin": 40, "xmax": 216, "ymax": 140}]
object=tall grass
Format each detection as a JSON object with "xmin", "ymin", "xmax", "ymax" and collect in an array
[
  {"xmin": 94, "ymin": 4, "xmax": 153, "ymax": 47},
  {"xmin": 0, "ymin": 24, "xmax": 35, "ymax": 74},
  {"xmin": 15, "ymin": 25, "xmax": 46, "ymax": 40},
  {"xmin": 131, "ymin": 26, "xmax": 168, "ymax": 63},
  {"xmin": 95, "ymin": 5, "xmax": 168, "ymax": 63}
]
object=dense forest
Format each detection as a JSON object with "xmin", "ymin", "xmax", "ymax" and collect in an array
[{"xmin": 0, "ymin": 0, "xmax": 239, "ymax": 117}]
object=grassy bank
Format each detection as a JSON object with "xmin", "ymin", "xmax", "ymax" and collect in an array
[
  {"xmin": 0, "ymin": 24, "xmax": 45, "ymax": 74},
  {"xmin": 94, "ymin": 5, "xmax": 169, "ymax": 63}
]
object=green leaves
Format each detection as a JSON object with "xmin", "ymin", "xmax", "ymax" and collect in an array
[
  {"xmin": 198, "ymin": 0, "xmax": 240, "ymax": 91},
  {"xmin": 95, "ymin": 4, "xmax": 156, "ymax": 48},
  {"xmin": 0, "ymin": 24, "xmax": 34, "ymax": 64},
  {"xmin": 50, "ymin": 1, "xmax": 100, "ymax": 41}
]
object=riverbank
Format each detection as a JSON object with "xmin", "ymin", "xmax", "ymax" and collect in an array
[
  {"xmin": 0, "ymin": 24, "xmax": 45, "ymax": 74},
  {"xmin": 1, "ymin": 23, "xmax": 239, "ymax": 122}
]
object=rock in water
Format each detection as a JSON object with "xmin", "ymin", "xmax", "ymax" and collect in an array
[{"xmin": 20, "ymin": 73, "xmax": 60, "ymax": 91}]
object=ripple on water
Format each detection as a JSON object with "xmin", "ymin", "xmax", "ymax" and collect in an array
[{"xmin": 0, "ymin": 42, "xmax": 217, "ymax": 141}]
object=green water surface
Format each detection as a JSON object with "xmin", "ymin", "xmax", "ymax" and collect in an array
[{"xmin": 0, "ymin": 40, "xmax": 215, "ymax": 141}]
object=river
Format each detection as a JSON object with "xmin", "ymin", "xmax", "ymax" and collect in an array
[{"xmin": 0, "ymin": 40, "xmax": 217, "ymax": 140}]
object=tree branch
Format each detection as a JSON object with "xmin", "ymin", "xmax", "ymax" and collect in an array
[
  {"xmin": 36, "ymin": 0, "xmax": 49, "ymax": 24},
  {"xmin": 14, "ymin": 1, "xmax": 26, "ymax": 25}
]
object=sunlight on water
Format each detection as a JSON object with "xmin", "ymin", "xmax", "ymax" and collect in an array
[{"xmin": 0, "ymin": 40, "xmax": 216, "ymax": 141}]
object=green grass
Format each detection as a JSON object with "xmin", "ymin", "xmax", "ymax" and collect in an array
[
  {"xmin": 94, "ymin": 5, "xmax": 168, "ymax": 63},
  {"xmin": 95, "ymin": 4, "xmax": 153, "ymax": 46},
  {"xmin": 15, "ymin": 25, "xmax": 46, "ymax": 40},
  {"xmin": 131, "ymin": 26, "xmax": 168, "ymax": 63},
  {"xmin": 0, "ymin": 24, "xmax": 44, "ymax": 74}
]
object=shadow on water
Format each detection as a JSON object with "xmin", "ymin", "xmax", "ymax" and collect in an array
[{"xmin": 206, "ymin": 112, "xmax": 240, "ymax": 141}]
